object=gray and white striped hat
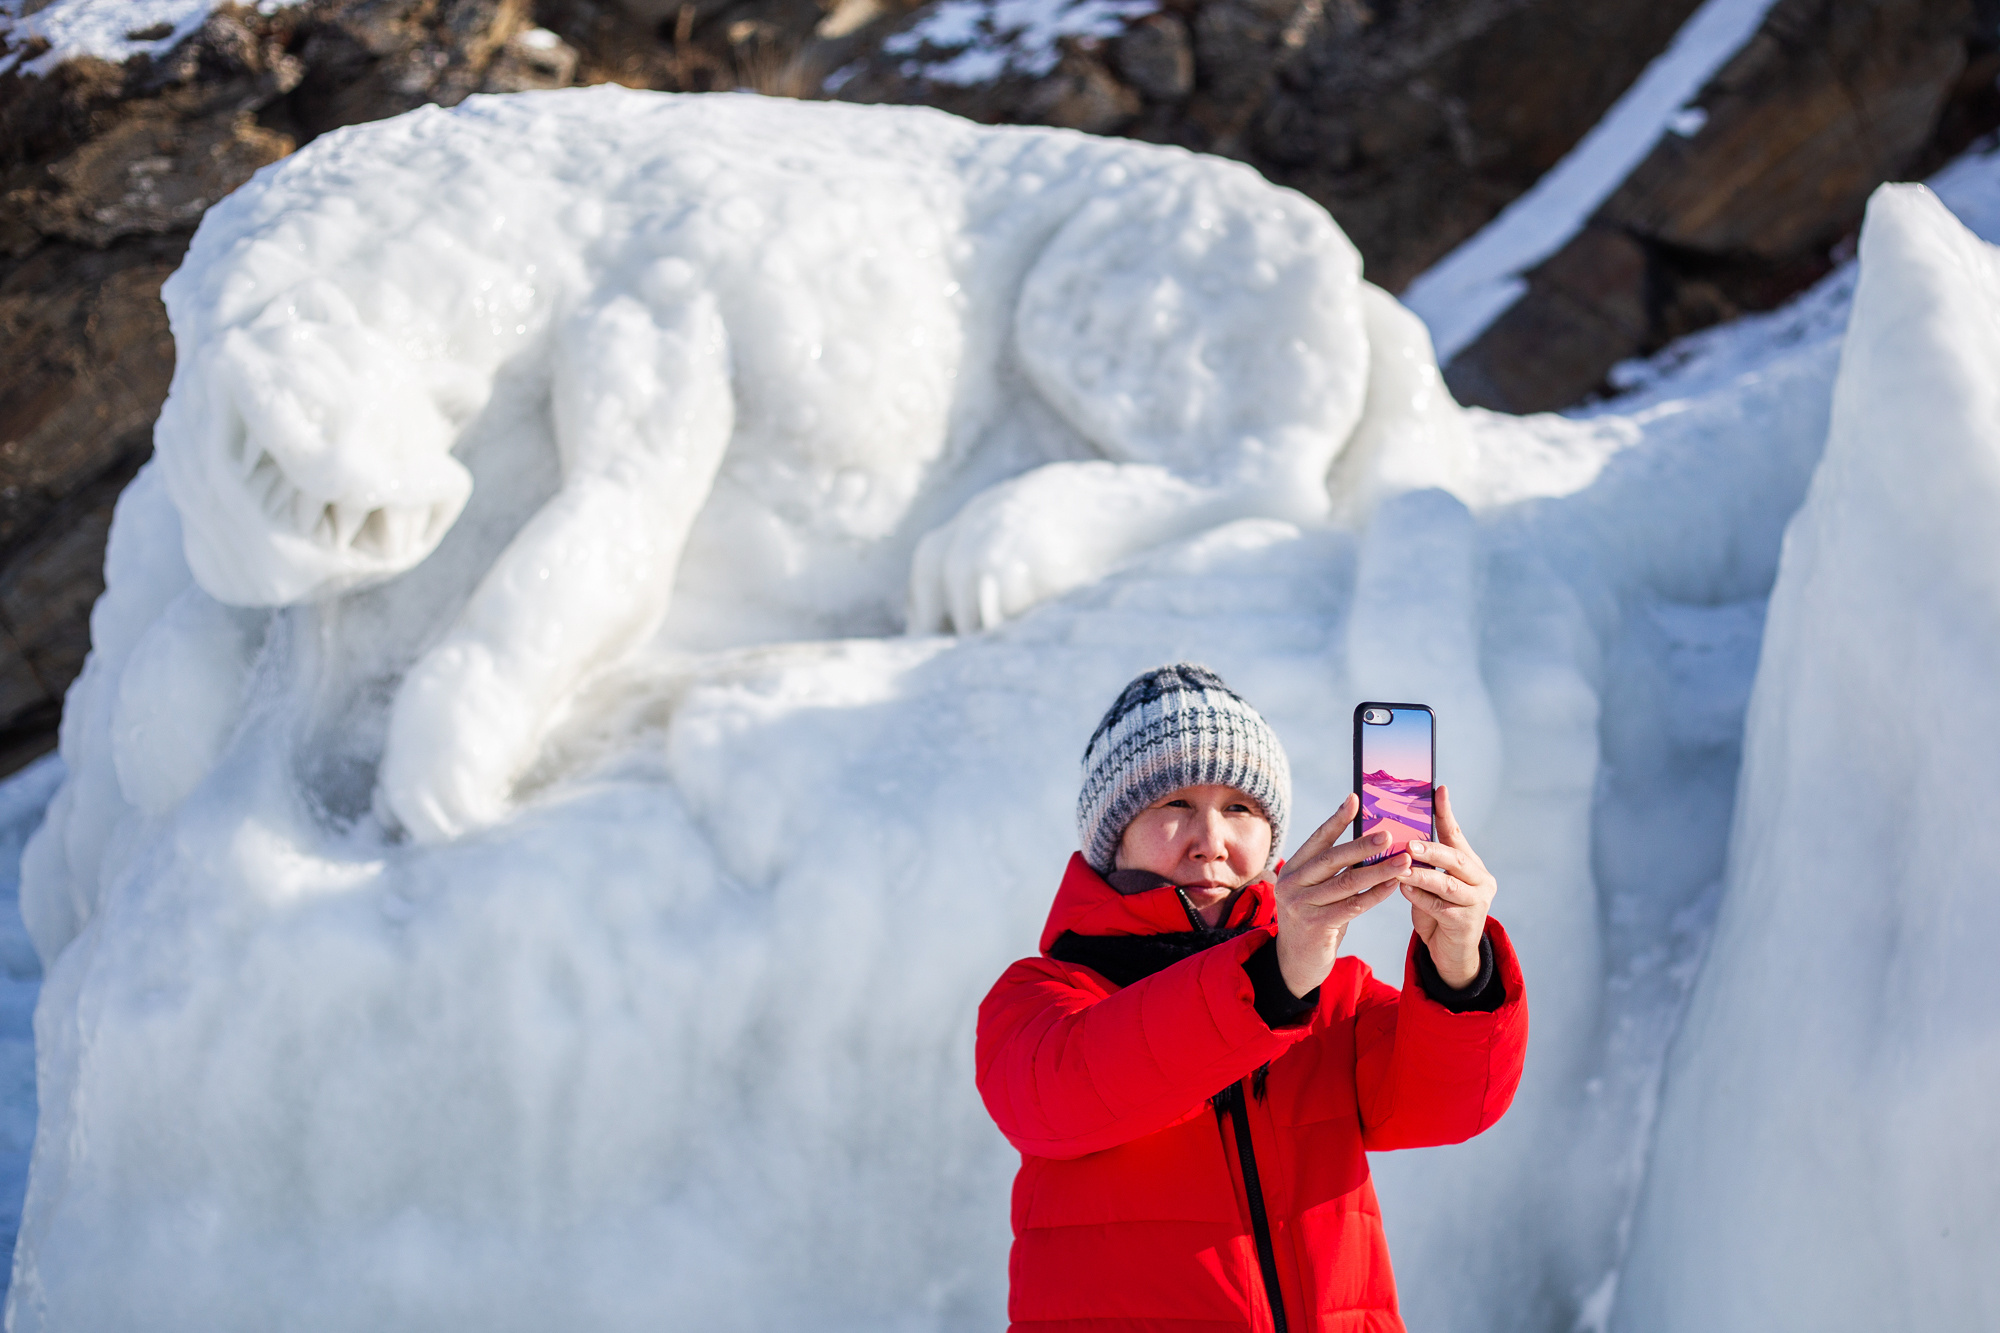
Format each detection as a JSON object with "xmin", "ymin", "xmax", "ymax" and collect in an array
[{"xmin": 1077, "ymin": 663, "xmax": 1291, "ymax": 876}]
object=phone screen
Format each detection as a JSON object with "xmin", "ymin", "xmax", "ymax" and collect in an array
[{"xmin": 1355, "ymin": 703, "xmax": 1435, "ymax": 865}]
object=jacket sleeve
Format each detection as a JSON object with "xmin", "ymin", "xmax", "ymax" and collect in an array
[
  {"xmin": 1353, "ymin": 917, "xmax": 1529, "ymax": 1151},
  {"xmin": 976, "ymin": 927, "xmax": 1313, "ymax": 1160}
]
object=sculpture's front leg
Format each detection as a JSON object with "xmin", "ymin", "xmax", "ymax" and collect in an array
[{"xmin": 379, "ymin": 281, "xmax": 734, "ymax": 842}]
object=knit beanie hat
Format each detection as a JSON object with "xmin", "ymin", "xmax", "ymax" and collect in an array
[{"xmin": 1077, "ymin": 663, "xmax": 1291, "ymax": 876}]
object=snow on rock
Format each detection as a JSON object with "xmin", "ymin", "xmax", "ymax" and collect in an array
[
  {"xmin": 1612, "ymin": 183, "xmax": 2000, "ymax": 1332},
  {"xmin": 0, "ymin": 0, "xmax": 302, "ymax": 76},
  {"xmin": 1401, "ymin": 0, "xmax": 1780, "ymax": 361},
  {"xmin": 880, "ymin": 0, "xmax": 1157, "ymax": 86}
]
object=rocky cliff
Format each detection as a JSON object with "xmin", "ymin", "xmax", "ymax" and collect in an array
[
  {"xmin": 1446, "ymin": 0, "xmax": 2000, "ymax": 411},
  {"xmin": 834, "ymin": 0, "xmax": 1713, "ymax": 291}
]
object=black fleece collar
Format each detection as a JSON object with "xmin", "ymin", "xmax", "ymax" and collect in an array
[
  {"xmin": 1046, "ymin": 923, "xmax": 1256, "ymax": 988},
  {"xmin": 1049, "ymin": 867, "xmax": 1255, "ymax": 987}
]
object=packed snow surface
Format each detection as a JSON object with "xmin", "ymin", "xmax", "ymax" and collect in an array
[
  {"xmin": 10, "ymin": 85, "xmax": 2000, "ymax": 1331},
  {"xmin": 1402, "ymin": 0, "xmax": 1781, "ymax": 361},
  {"xmin": 0, "ymin": 0, "xmax": 301, "ymax": 76}
]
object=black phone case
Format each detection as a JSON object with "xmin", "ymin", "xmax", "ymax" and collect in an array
[{"xmin": 1352, "ymin": 701, "xmax": 1437, "ymax": 863}]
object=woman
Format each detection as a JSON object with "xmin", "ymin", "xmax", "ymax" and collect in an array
[{"xmin": 977, "ymin": 663, "xmax": 1528, "ymax": 1332}]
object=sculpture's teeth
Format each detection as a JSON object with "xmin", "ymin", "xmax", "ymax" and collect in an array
[
  {"xmin": 331, "ymin": 503, "xmax": 368, "ymax": 549},
  {"xmin": 291, "ymin": 490, "xmax": 321, "ymax": 536},
  {"xmin": 246, "ymin": 456, "xmax": 284, "ymax": 509},
  {"xmin": 245, "ymin": 458, "xmax": 300, "ymax": 528},
  {"xmin": 385, "ymin": 506, "xmax": 427, "ymax": 555},
  {"xmin": 354, "ymin": 508, "xmax": 390, "ymax": 557},
  {"xmin": 234, "ymin": 452, "xmax": 441, "ymax": 559}
]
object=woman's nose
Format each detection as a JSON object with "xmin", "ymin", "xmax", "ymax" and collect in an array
[{"xmin": 1189, "ymin": 810, "xmax": 1228, "ymax": 857}]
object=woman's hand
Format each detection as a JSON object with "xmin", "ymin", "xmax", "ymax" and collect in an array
[
  {"xmin": 1397, "ymin": 784, "xmax": 1498, "ymax": 989},
  {"xmin": 1271, "ymin": 794, "xmax": 1406, "ymax": 998}
]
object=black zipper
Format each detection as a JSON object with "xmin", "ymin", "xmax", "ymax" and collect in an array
[{"xmin": 1214, "ymin": 1081, "xmax": 1289, "ymax": 1333}]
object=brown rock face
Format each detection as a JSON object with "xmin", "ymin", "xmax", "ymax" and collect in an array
[
  {"xmin": 1113, "ymin": 14, "xmax": 1193, "ymax": 104},
  {"xmin": 25, "ymin": 111, "xmax": 293, "ymax": 246},
  {"xmin": 1447, "ymin": 0, "xmax": 2000, "ymax": 413},
  {"xmin": 282, "ymin": 0, "xmax": 536, "ymax": 134},
  {"xmin": 1603, "ymin": 3, "xmax": 1967, "ymax": 258},
  {"xmin": 1227, "ymin": 0, "xmax": 1727, "ymax": 289},
  {"xmin": 0, "ymin": 237, "xmax": 182, "ymax": 556},
  {"xmin": 534, "ymin": 0, "xmax": 854, "ymax": 97},
  {"xmin": 1440, "ymin": 224, "xmax": 1650, "ymax": 416},
  {"xmin": 0, "ymin": 452, "xmax": 137, "ymax": 776},
  {"xmin": 483, "ymin": 23, "xmax": 584, "ymax": 89},
  {"xmin": 834, "ymin": 0, "xmax": 1711, "ymax": 290}
]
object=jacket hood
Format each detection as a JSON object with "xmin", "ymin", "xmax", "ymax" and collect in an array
[{"xmin": 1038, "ymin": 852, "xmax": 1277, "ymax": 955}]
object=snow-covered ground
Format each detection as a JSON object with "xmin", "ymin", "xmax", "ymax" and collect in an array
[
  {"xmin": 3, "ymin": 84, "xmax": 1998, "ymax": 1331},
  {"xmin": 0, "ymin": 0, "xmax": 302, "ymax": 77}
]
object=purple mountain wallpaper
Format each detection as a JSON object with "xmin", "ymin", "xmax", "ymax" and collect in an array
[{"xmin": 1360, "ymin": 707, "xmax": 1433, "ymax": 858}]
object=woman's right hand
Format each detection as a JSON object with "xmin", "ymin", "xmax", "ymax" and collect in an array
[{"xmin": 1271, "ymin": 793, "xmax": 1407, "ymax": 998}]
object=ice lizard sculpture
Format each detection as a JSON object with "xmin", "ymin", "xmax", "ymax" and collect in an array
[{"xmin": 150, "ymin": 87, "xmax": 1465, "ymax": 842}]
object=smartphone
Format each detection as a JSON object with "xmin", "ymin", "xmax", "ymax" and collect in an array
[{"xmin": 1353, "ymin": 702, "xmax": 1435, "ymax": 867}]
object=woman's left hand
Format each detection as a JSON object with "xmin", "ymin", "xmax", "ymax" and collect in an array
[{"xmin": 1398, "ymin": 784, "xmax": 1498, "ymax": 990}]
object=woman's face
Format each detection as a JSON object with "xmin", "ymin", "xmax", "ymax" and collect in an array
[{"xmin": 1114, "ymin": 784, "xmax": 1273, "ymax": 921}]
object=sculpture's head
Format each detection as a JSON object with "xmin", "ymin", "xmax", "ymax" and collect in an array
[{"xmin": 158, "ymin": 284, "xmax": 475, "ymax": 606}]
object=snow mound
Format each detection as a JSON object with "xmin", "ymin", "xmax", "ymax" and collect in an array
[{"xmin": 1612, "ymin": 184, "xmax": 2000, "ymax": 1331}]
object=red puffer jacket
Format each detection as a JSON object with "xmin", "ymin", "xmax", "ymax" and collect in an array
[{"xmin": 977, "ymin": 854, "xmax": 1528, "ymax": 1333}]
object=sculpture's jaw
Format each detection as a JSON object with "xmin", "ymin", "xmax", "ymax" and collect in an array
[
  {"xmin": 162, "ymin": 319, "xmax": 475, "ymax": 607},
  {"xmin": 226, "ymin": 422, "xmax": 459, "ymax": 568}
]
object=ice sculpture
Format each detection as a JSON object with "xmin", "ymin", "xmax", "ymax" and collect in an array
[
  {"xmin": 134, "ymin": 87, "xmax": 1476, "ymax": 845},
  {"xmin": 1612, "ymin": 184, "xmax": 2000, "ymax": 1332}
]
